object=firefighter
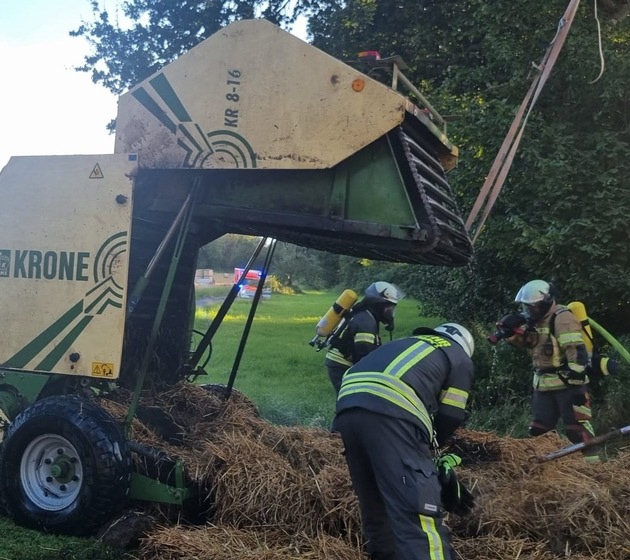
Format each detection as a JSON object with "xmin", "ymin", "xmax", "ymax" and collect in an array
[
  {"xmin": 500, "ymin": 279, "xmax": 598, "ymax": 461},
  {"xmin": 324, "ymin": 281, "xmax": 403, "ymax": 395},
  {"xmin": 334, "ymin": 323, "xmax": 476, "ymax": 560}
]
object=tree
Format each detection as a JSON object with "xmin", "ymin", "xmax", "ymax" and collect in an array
[
  {"xmin": 70, "ymin": 0, "xmax": 303, "ymax": 99},
  {"xmin": 307, "ymin": 0, "xmax": 630, "ymax": 332},
  {"xmin": 197, "ymin": 234, "xmax": 263, "ymax": 271}
]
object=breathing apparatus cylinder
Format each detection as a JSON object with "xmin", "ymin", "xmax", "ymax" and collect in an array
[
  {"xmin": 315, "ymin": 289, "xmax": 358, "ymax": 337},
  {"xmin": 567, "ymin": 301, "xmax": 618, "ymax": 377},
  {"xmin": 567, "ymin": 301, "xmax": 594, "ymax": 354}
]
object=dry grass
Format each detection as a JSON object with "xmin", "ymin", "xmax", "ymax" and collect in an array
[{"xmin": 96, "ymin": 384, "xmax": 630, "ymax": 559}]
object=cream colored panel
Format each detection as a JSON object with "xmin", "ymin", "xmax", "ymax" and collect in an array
[
  {"xmin": 0, "ymin": 154, "xmax": 136, "ymax": 378},
  {"xmin": 115, "ymin": 19, "xmax": 405, "ymax": 169}
]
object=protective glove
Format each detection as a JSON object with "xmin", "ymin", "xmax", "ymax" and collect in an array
[
  {"xmin": 436, "ymin": 452, "xmax": 462, "ymax": 470},
  {"xmin": 590, "ymin": 354, "xmax": 619, "ymax": 378},
  {"xmin": 436, "ymin": 453, "xmax": 476, "ymax": 516}
]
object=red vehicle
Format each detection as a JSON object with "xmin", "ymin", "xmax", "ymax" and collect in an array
[{"xmin": 234, "ymin": 268, "xmax": 271, "ymax": 299}]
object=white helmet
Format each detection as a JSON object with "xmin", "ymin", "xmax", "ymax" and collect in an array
[
  {"xmin": 434, "ymin": 323, "xmax": 475, "ymax": 358},
  {"xmin": 364, "ymin": 281, "xmax": 405, "ymax": 305},
  {"xmin": 514, "ymin": 280, "xmax": 553, "ymax": 304},
  {"xmin": 514, "ymin": 279, "xmax": 555, "ymax": 321}
]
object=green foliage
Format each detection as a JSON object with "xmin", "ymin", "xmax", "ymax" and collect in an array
[
  {"xmin": 197, "ymin": 234, "xmax": 262, "ymax": 271},
  {"xmin": 468, "ymin": 399, "xmax": 531, "ymax": 438},
  {"xmin": 71, "ymin": 0, "xmax": 302, "ymax": 97},
  {"xmin": 588, "ymin": 334, "xmax": 630, "ymax": 432},
  {"xmin": 469, "ymin": 325, "xmax": 532, "ymax": 406},
  {"xmin": 308, "ymin": 1, "xmax": 630, "ymax": 334},
  {"xmin": 197, "ymin": 236, "xmax": 355, "ymax": 292},
  {"xmin": 268, "ymin": 243, "xmax": 337, "ymax": 291}
]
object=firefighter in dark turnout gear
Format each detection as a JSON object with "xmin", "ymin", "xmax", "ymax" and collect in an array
[
  {"xmin": 334, "ymin": 323, "xmax": 476, "ymax": 560},
  {"xmin": 325, "ymin": 282, "xmax": 403, "ymax": 395},
  {"xmin": 506, "ymin": 280, "xmax": 598, "ymax": 462}
]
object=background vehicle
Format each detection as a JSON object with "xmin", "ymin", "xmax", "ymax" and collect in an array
[{"xmin": 234, "ymin": 268, "xmax": 271, "ymax": 299}]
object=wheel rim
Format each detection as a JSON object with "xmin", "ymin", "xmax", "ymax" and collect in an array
[{"xmin": 20, "ymin": 434, "xmax": 84, "ymax": 511}]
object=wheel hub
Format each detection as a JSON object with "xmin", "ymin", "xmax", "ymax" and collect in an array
[{"xmin": 20, "ymin": 434, "xmax": 83, "ymax": 511}]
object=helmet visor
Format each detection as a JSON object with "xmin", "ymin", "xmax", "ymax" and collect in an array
[{"xmin": 392, "ymin": 284, "xmax": 406, "ymax": 302}]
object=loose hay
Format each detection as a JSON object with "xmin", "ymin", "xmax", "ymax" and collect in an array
[
  {"xmin": 94, "ymin": 385, "xmax": 630, "ymax": 559},
  {"xmin": 448, "ymin": 428, "xmax": 630, "ymax": 559},
  {"xmin": 139, "ymin": 525, "xmax": 367, "ymax": 560}
]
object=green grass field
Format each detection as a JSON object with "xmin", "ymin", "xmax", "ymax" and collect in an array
[{"xmin": 193, "ymin": 290, "xmax": 439, "ymax": 426}]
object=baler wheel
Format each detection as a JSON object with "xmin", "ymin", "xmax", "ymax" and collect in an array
[{"xmin": 0, "ymin": 395, "xmax": 131, "ymax": 535}]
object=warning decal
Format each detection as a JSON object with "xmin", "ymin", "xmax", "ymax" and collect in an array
[
  {"xmin": 89, "ymin": 164, "xmax": 104, "ymax": 179},
  {"xmin": 92, "ymin": 362, "xmax": 114, "ymax": 377}
]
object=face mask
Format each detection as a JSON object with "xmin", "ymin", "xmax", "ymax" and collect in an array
[{"xmin": 522, "ymin": 301, "xmax": 551, "ymax": 323}]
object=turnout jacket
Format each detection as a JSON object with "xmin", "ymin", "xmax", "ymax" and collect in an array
[
  {"xmin": 508, "ymin": 303, "xmax": 588, "ymax": 391},
  {"xmin": 336, "ymin": 334, "xmax": 474, "ymax": 447},
  {"xmin": 325, "ymin": 309, "xmax": 380, "ymax": 368}
]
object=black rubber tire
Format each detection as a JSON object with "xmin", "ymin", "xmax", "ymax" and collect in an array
[{"xmin": 0, "ymin": 395, "xmax": 131, "ymax": 535}]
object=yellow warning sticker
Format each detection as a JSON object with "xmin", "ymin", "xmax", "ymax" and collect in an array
[
  {"xmin": 89, "ymin": 163, "xmax": 104, "ymax": 179},
  {"xmin": 92, "ymin": 362, "xmax": 115, "ymax": 377}
]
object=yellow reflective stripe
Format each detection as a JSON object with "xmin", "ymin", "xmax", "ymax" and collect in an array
[
  {"xmin": 354, "ymin": 333, "xmax": 376, "ymax": 344},
  {"xmin": 580, "ymin": 421, "xmax": 596, "ymax": 436},
  {"xmin": 440, "ymin": 387, "xmax": 468, "ymax": 410},
  {"xmin": 573, "ymin": 405, "xmax": 591, "ymax": 416},
  {"xmin": 384, "ymin": 341, "xmax": 435, "ymax": 378},
  {"xmin": 419, "ymin": 514, "xmax": 445, "ymax": 560},
  {"xmin": 558, "ymin": 332, "xmax": 584, "ymax": 345},
  {"xmin": 537, "ymin": 327, "xmax": 550, "ymax": 334},
  {"xmin": 537, "ymin": 379, "xmax": 565, "ymax": 388},
  {"xmin": 338, "ymin": 387, "xmax": 432, "ymax": 433},
  {"xmin": 342, "ymin": 372, "xmax": 430, "ymax": 417},
  {"xmin": 534, "ymin": 374, "xmax": 566, "ymax": 389},
  {"xmin": 340, "ymin": 372, "xmax": 433, "ymax": 432},
  {"xmin": 325, "ymin": 349, "xmax": 352, "ymax": 366}
]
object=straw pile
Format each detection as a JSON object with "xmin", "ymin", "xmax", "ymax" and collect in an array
[{"xmin": 96, "ymin": 384, "xmax": 630, "ymax": 559}]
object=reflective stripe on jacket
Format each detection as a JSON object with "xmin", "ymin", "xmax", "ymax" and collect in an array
[
  {"xmin": 325, "ymin": 309, "xmax": 380, "ymax": 367},
  {"xmin": 528, "ymin": 305, "xmax": 589, "ymax": 391},
  {"xmin": 339, "ymin": 371, "xmax": 434, "ymax": 435},
  {"xmin": 325, "ymin": 347, "xmax": 353, "ymax": 367},
  {"xmin": 336, "ymin": 334, "xmax": 474, "ymax": 445}
]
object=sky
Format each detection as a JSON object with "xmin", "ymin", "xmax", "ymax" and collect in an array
[
  {"xmin": 0, "ymin": 1, "xmax": 308, "ymax": 171},
  {"xmin": 0, "ymin": 0, "xmax": 122, "ymax": 170}
]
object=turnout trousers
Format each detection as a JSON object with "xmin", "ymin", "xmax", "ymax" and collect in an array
[
  {"xmin": 335, "ymin": 408, "xmax": 452, "ymax": 560},
  {"xmin": 529, "ymin": 386, "xmax": 598, "ymax": 460},
  {"xmin": 325, "ymin": 360, "xmax": 349, "ymax": 395}
]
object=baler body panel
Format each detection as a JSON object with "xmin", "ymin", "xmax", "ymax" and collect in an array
[
  {"xmin": 115, "ymin": 19, "xmax": 409, "ymax": 170},
  {"xmin": 0, "ymin": 155, "xmax": 136, "ymax": 378}
]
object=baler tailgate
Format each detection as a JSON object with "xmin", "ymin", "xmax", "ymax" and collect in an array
[{"xmin": 390, "ymin": 125, "xmax": 472, "ymax": 266}]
